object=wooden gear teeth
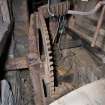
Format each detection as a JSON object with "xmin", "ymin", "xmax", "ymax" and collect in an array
[{"xmin": 39, "ymin": 13, "xmax": 55, "ymax": 96}]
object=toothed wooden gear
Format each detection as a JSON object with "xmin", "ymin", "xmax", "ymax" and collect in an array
[{"xmin": 39, "ymin": 12, "xmax": 55, "ymax": 96}]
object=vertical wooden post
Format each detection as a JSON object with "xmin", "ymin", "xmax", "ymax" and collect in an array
[
  {"xmin": 91, "ymin": 5, "xmax": 105, "ymax": 47},
  {"xmin": 28, "ymin": 13, "xmax": 45, "ymax": 105}
]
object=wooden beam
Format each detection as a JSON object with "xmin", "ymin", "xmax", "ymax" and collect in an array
[
  {"xmin": 0, "ymin": 0, "xmax": 11, "ymax": 23},
  {"xmin": 69, "ymin": 25, "xmax": 105, "ymax": 51},
  {"xmin": 28, "ymin": 13, "xmax": 45, "ymax": 105},
  {"xmin": 91, "ymin": 6, "xmax": 105, "ymax": 47},
  {"xmin": 38, "ymin": 1, "xmax": 70, "ymax": 18},
  {"xmin": 6, "ymin": 57, "xmax": 28, "ymax": 70},
  {"xmin": 0, "ymin": 0, "xmax": 14, "ymax": 57}
]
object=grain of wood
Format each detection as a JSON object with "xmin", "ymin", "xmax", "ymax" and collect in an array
[{"xmin": 6, "ymin": 0, "xmax": 35, "ymax": 105}]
